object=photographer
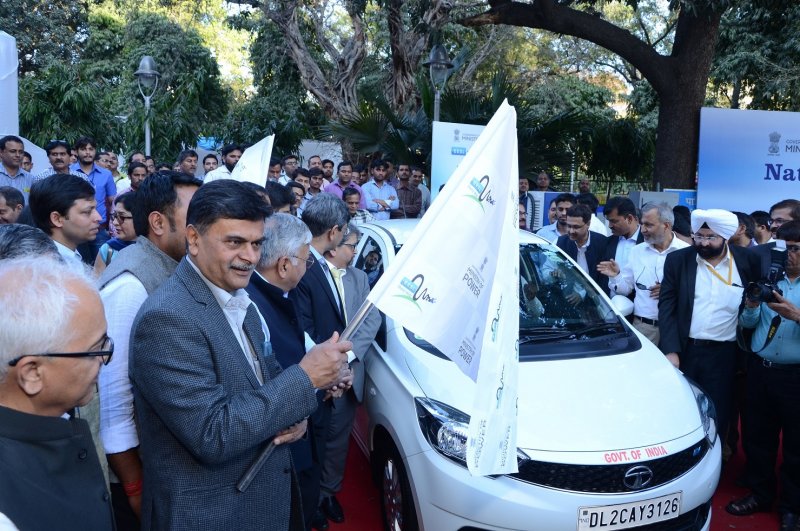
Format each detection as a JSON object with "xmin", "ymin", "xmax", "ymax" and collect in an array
[{"xmin": 726, "ymin": 221, "xmax": 800, "ymax": 530}]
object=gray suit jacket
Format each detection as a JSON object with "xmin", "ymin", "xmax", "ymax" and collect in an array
[
  {"xmin": 129, "ymin": 259, "xmax": 318, "ymax": 531},
  {"xmin": 342, "ymin": 266, "xmax": 381, "ymax": 402}
]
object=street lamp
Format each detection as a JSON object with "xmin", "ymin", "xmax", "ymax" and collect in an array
[
  {"xmin": 423, "ymin": 44, "xmax": 453, "ymax": 122},
  {"xmin": 134, "ymin": 56, "xmax": 160, "ymax": 157}
]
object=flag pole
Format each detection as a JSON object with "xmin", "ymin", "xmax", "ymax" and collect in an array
[
  {"xmin": 238, "ymin": 299, "xmax": 375, "ymax": 490},
  {"xmin": 339, "ymin": 300, "xmax": 375, "ymax": 342}
]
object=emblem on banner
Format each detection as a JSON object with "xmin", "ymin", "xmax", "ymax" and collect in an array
[
  {"xmin": 464, "ymin": 175, "xmax": 496, "ymax": 211},
  {"xmin": 769, "ymin": 131, "xmax": 781, "ymax": 155},
  {"xmin": 394, "ymin": 274, "xmax": 436, "ymax": 310}
]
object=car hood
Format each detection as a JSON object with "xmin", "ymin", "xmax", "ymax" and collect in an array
[{"xmin": 405, "ymin": 343, "xmax": 703, "ymax": 455}]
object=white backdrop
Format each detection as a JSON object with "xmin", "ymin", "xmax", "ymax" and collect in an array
[{"xmin": 0, "ymin": 32, "xmax": 19, "ymax": 137}]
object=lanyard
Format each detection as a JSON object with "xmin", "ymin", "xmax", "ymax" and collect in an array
[{"xmin": 705, "ymin": 251, "xmax": 733, "ymax": 286}]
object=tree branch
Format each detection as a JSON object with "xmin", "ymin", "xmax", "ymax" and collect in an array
[{"xmin": 459, "ymin": 0, "xmax": 673, "ymax": 93}]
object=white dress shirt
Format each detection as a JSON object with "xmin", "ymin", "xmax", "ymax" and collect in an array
[
  {"xmin": 99, "ymin": 273, "xmax": 149, "ymax": 453},
  {"xmin": 203, "ymin": 165, "xmax": 233, "ymax": 183},
  {"xmin": 590, "ymin": 214, "xmax": 610, "ymax": 236},
  {"xmin": 536, "ymin": 222, "xmax": 566, "ymax": 243},
  {"xmin": 187, "ymin": 259, "xmax": 266, "ymax": 383},
  {"xmin": 575, "ymin": 234, "xmax": 591, "ymax": 273},
  {"xmin": 613, "ymin": 228, "xmax": 641, "ymax": 269},
  {"xmin": 688, "ymin": 247, "xmax": 744, "ymax": 341},
  {"xmin": 53, "ymin": 240, "xmax": 84, "ymax": 267},
  {"xmin": 608, "ymin": 234, "xmax": 689, "ymax": 320}
]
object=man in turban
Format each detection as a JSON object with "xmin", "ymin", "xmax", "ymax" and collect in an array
[{"xmin": 658, "ymin": 208, "xmax": 761, "ymax": 448}]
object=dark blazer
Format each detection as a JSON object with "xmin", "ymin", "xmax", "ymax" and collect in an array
[
  {"xmin": 246, "ymin": 273, "xmax": 314, "ymax": 472},
  {"xmin": 130, "ymin": 259, "xmax": 318, "ymax": 531},
  {"xmin": 752, "ymin": 241, "xmax": 775, "ymax": 278},
  {"xmin": 289, "ymin": 254, "xmax": 346, "ymax": 343},
  {"xmin": 658, "ymin": 245, "xmax": 762, "ymax": 355},
  {"xmin": 602, "ymin": 228, "xmax": 645, "ymax": 263},
  {"xmin": 557, "ymin": 231, "xmax": 610, "ymax": 293}
]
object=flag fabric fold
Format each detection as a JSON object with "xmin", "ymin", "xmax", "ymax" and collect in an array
[
  {"xmin": 231, "ymin": 134, "xmax": 275, "ymax": 186},
  {"xmin": 367, "ymin": 100, "xmax": 520, "ymax": 475}
]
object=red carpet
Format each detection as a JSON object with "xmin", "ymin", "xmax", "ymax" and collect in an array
[{"xmin": 335, "ymin": 436, "xmax": 779, "ymax": 530}]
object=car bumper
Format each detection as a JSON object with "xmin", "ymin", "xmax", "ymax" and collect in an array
[{"xmin": 404, "ymin": 438, "xmax": 720, "ymax": 531}]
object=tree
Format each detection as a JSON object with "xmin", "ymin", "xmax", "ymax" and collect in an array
[
  {"xmin": 0, "ymin": 0, "xmax": 90, "ymax": 76},
  {"xmin": 711, "ymin": 1, "xmax": 800, "ymax": 111},
  {"xmin": 80, "ymin": 11, "xmax": 230, "ymax": 159},
  {"xmin": 460, "ymin": 0, "xmax": 731, "ymax": 190}
]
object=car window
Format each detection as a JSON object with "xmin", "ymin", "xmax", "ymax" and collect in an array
[{"xmin": 356, "ymin": 236, "xmax": 385, "ymax": 289}]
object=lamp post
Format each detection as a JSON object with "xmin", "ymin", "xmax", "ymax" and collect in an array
[
  {"xmin": 134, "ymin": 56, "xmax": 160, "ymax": 157},
  {"xmin": 423, "ymin": 44, "xmax": 453, "ymax": 122}
]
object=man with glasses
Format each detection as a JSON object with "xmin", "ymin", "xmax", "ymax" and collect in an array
[
  {"xmin": 598, "ymin": 202, "xmax": 688, "ymax": 344},
  {"xmin": 557, "ymin": 203, "xmax": 609, "ymax": 297},
  {"xmin": 247, "ymin": 213, "xmax": 320, "ymax": 529},
  {"xmin": 281, "ymin": 154, "xmax": 300, "ymax": 184},
  {"xmin": 727, "ymin": 221, "xmax": 800, "ymax": 530},
  {"xmin": 659, "ymin": 209, "xmax": 761, "ymax": 450},
  {"xmin": 319, "ymin": 224, "xmax": 381, "ymax": 526},
  {"xmin": 291, "ymin": 193, "xmax": 351, "ymax": 530},
  {"xmin": 753, "ymin": 199, "xmax": 800, "ymax": 275},
  {"xmin": 0, "ymin": 257, "xmax": 115, "ymax": 530},
  {"xmin": 129, "ymin": 182, "xmax": 350, "ymax": 531}
]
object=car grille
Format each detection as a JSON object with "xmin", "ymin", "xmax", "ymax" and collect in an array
[{"xmin": 508, "ymin": 439, "xmax": 708, "ymax": 493}]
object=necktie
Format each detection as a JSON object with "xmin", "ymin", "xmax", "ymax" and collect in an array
[
  {"xmin": 242, "ymin": 303, "xmax": 265, "ymax": 384},
  {"xmin": 329, "ymin": 267, "xmax": 348, "ymax": 323}
]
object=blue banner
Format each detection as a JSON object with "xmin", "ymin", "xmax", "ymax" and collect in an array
[{"xmin": 698, "ymin": 107, "xmax": 800, "ymax": 213}]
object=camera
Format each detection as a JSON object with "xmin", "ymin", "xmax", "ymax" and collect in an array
[{"xmin": 746, "ymin": 245, "xmax": 786, "ymax": 303}]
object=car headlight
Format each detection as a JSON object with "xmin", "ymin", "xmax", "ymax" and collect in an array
[
  {"xmin": 416, "ymin": 397, "xmax": 470, "ymax": 465},
  {"xmin": 687, "ymin": 379, "xmax": 718, "ymax": 445},
  {"xmin": 416, "ymin": 397, "xmax": 531, "ymax": 471}
]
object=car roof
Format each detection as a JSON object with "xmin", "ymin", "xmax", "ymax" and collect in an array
[{"xmin": 359, "ymin": 219, "xmax": 551, "ymax": 246}]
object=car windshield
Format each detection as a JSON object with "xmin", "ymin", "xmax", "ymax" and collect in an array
[
  {"xmin": 519, "ymin": 243, "xmax": 621, "ymax": 338},
  {"xmin": 403, "ymin": 241, "xmax": 635, "ymax": 360}
]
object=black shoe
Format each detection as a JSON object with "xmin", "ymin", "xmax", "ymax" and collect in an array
[
  {"xmin": 320, "ymin": 495, "xmax": 345, "ymax": 524},
  {"xmin": 781, "ymin": 512, "xmax": 800, "ymax": 531},
  {"xmin": 726, "ymin": 494, "xmax": 771, "ymax": 516},
  {"xmin": 311, "ymin": 509, "xmax": 329, "ymax": 530}
]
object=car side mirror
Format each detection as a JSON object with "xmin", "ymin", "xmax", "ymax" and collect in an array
[{"xmin": 610, "ymin": 295, "xmax": 634, "ymax": 317}]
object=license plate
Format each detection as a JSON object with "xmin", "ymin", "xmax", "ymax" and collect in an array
[{"xmin": 577, "ymin": 492, "xmax": 682, "ymax": 530}]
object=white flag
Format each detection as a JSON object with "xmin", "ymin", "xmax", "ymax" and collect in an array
[
  {"xmin": 231, "ymin": 134, "xmax": 275, "ymax": 186},
  {"xmin": 367, "ymin": 101, "xmax": 519, "ymax": 475}
]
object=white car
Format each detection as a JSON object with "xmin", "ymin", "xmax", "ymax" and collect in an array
[{"xmin": 351, "ymin": 219, "xmax": 721, "ymax": 531}]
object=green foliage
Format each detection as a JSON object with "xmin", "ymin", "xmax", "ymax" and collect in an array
[
  {"xmin": 19, "ymin": 62, "xmax": 124, "ymax": 148},
  {"xmin": 0, "ymin": 0, "xmax": 91, "ymax": 76},
  {"xmin": 711, "ymin": 0, "xmax": 800, "ymax": 111}
]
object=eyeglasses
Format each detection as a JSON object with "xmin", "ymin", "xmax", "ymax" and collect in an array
[
  {"xmin": 110, "ymin": 213, "xmax": 133, "ymax": 222},
  {"xmin": 692, "ymin": 234, "xmax": 721, "ymax": 243},
  {"xmin": 8, "ymin": 335, "xmax": 114, "ymax": 367},
  {"xmin": 292, "ymin": 255, "xmax": 315, "ymax": 267},
  {"xmin": 339, "ymin": 242, "xmax": 358, "ymax": 251},
  {"xmin": 787, "ymin": 244, "xmax": 800, "ymax": 253},
  {"xmin": 768, "ymin": 218, "xmax": 791, "ymax": 226},
  {"xmin": 635, "ymin": 267, "xmax": 661, "ymax": 291}
]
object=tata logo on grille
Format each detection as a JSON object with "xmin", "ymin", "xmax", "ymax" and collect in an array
[{"xmin": 623, "ymin": 465, "xmax": 653, "ymax": 490}]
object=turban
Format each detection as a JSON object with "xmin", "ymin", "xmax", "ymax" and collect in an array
[{"xmin": 690, "ymin": 208, "xmax": 738, "ymax": 240}]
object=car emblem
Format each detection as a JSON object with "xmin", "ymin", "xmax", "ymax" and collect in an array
[{"xmin": 623, "ymin": 465, "xmax": 654, "ymax": 490}]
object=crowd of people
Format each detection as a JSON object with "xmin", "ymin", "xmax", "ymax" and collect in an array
[
  {"xmin": 0, "ymin": 134, "xmax": 421, "ymax": 531},
  {"xmin": 1, "ymin": 129, "xmax": 799, "ymax": 531},
  {"xmin": 521, "ymin": 175, "xmax": 800, "ymax": 531}
]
